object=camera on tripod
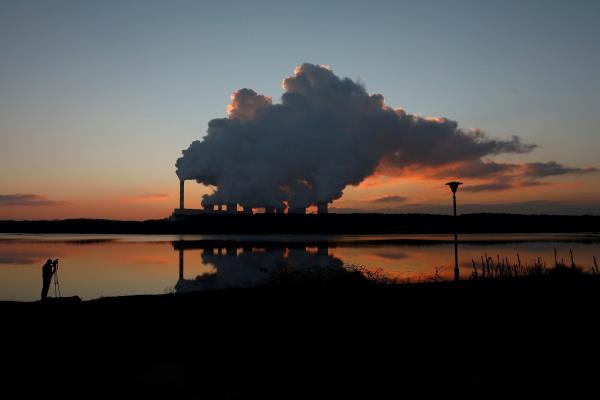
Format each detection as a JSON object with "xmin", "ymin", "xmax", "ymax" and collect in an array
[{"xmin": 52, "ymin": 259, "xmax": 61, "ymax": 297}]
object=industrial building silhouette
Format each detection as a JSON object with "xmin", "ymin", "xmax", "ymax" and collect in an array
[{"xmin": 172, "ymin": 179, "xmax": 329, "ymax": 219}]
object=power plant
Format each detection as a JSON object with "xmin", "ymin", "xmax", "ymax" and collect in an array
[
  {"xmin": 172, "ymin": 180, "xmax": 330, "ymax": 219},
  {"xmin": 172, "ymin": 64, "xmax": 530, "ymax": 221}
]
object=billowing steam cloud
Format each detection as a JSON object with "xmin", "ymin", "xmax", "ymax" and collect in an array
[{"xmin": 176, "ymin": 63, "xmax": 540, "ymax": 209}]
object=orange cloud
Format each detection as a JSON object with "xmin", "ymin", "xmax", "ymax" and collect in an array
[
  {"xmin": 123, "ymin": 193, "xmax": 171, "ymax": 203},
  {"xmin": 0, "ymin": 194, "xmax": 67, "ymax": 207}
]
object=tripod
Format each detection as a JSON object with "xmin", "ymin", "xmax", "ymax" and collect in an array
[{"xmin": 53, "ymin": 265, "xmax": 61, "ymax": 298}]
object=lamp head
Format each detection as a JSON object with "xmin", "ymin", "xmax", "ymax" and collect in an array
[{"xmin": 445, "ymin": 181, "xmax": 463, "ymax": 193}]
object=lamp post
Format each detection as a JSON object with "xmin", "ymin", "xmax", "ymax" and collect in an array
[{"xmin": 446, "ymin": 181, "xmax": 463, "ymax": 281}]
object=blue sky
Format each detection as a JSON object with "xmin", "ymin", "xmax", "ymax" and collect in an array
[{"xmin": 1, "ymin": 0, "xmax": 599, "ymax": 218}]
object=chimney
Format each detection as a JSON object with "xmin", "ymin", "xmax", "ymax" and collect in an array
[
  {"xmin": 179, "ymin": 180, "xmax": 185, "ymax": 209},
  {"xmin": 226, "ymin": 203, "xmax": 237, "ymax": 213},
  {"xmin": 317, "ymin": 202, "xmax": 328, "ymax": 214}
]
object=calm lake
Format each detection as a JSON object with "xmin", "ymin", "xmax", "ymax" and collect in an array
[{"xmin": 1, "ymin": 233, "xmax": 599, "ymax": 301}]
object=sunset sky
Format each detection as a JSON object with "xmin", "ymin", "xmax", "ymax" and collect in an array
[{"xmin": 1, "ymin": 0, "xmax": 599, "ymax": 220}]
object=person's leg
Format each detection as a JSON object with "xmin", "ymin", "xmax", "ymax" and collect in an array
[{"xmin": 41, "ymin": 279, "xmax": 50, "ymax": 300}]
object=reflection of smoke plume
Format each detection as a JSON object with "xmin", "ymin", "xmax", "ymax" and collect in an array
[
  {"xmin": 176, "ymin": 63, "xmax": 534, "ymax": 208},
  {"xmin": 179, "ymin": 246, "xmax": 343, "ymax": 291}
]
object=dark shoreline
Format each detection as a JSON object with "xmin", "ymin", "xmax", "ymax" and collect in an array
[
  {"xmin": 1, "ymin": 213, "xmax": 599, "ymax": 234},
  {"xmin": 3, "ymin": 235, "xmax": 600, "ymax": 248},
  {"xmin": 2, "ymin": 276, "xmax": 599, "ymax": 396}
]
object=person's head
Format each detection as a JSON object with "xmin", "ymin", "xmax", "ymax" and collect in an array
[{"xmin": 46, "ymin": 259, "xmax": 53, "ymax": 265}]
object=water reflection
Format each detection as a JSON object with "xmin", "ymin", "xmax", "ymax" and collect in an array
[
  {"xmin": 173, "ymin": 241, "xmax": 343, "ymax": 293},
  {"xmin": 1, "ymin": 234, "xmax": 599, "ymax": 301}
]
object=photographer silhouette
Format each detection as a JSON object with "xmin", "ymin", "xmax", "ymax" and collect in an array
[{"xmin": 41, "ymin": 259, "xmax": 58, "ymax": 301}]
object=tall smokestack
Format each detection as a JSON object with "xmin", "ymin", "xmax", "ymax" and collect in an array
[
  {"xmin": 179, "ymin": 180, "xmax": 185, "ymax": 209},
  {"xmin": 317, "ymin": 202, "xmax": 328, "ymax": 214}
]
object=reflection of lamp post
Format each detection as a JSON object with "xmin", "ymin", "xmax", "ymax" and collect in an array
[
  {"xmin": 178, "ymin": 248, "xmax": 184, "ymax": 280},
  {"xmin": 446, "ymin": 181, "xmax": 463, "ymax": 281}
]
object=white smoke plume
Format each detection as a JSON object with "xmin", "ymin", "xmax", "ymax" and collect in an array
[{"xmin": 176, "ymin": 63, "xmax": 535, "ymax": 209}]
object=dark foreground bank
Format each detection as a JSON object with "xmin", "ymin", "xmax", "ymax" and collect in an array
[
  {"xmin": 2, "ymin": 274, "xmax": 599, "ymax": 398},
  {"xmin": 1, "ymin": 213, "xmax": 599, "ymax": 234}
]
